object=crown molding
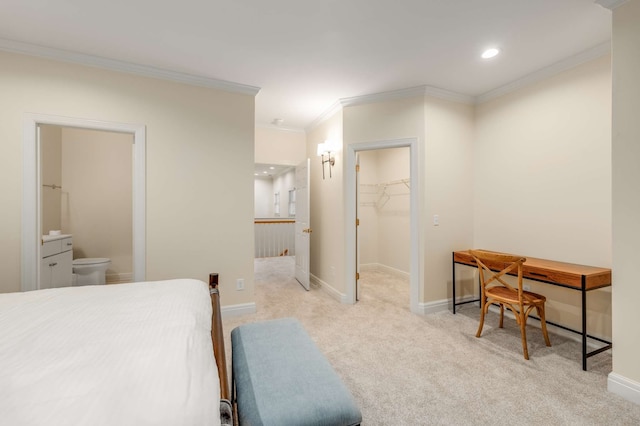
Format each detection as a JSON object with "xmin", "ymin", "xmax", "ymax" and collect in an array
[
  {"xmin": 422, "ymin": 85, "xmax": 475, "ymax": 104},
  {"xmin": 339, "ymin": 86, "xmax": 426, "ymax": 107},
  {"xmin": 305, "ymin": 100, "xmax": 343, "ymax": 134},
  {"xmin": 306, "ymin": 84, "xmax": 472, "ymax": 133},
  {"xmin": 0, "ymin": 38, "xmax": 260, "ymax": 96},
  {"xmin": 309, "ymin": 39, "xmax": 612, "ymax": 127},
  {"xmin": 340, "ymin": 85, "xmax": 474, "ymax": 108},
  {"xmin": 255, "ymin": 124, "xmax": 306, "ymax": 134},
  {"xmin": 476, "ymin": 41, "xmax": 611, "ymax": 104},
  {"xmin": 595, "ymin": 0, "xmax": 629, "ymax": 10}
]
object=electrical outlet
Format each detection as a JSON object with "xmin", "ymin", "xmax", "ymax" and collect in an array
[{"xmin": 236, "ymin": 278, "xmax": 245, "ymax": 291}]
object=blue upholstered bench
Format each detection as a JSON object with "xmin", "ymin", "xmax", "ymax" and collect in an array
[{"xmin": 231, "ymin": 318, "xmax": 362, "ymax": 426}]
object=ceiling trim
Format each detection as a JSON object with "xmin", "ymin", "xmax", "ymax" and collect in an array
[
  {"xmin": 305, "ymin": 100, "xmax": 343, "ymax": 134},
  {"xmin": 340, "ymin": 85, "xmax": 474, "ymax": 108},
  {"xmin": 0, "ymin": 38, "xmax": 261, "ymax": 96},
  {"xmin": 422, "ymin": 85, "xmax": 475, "ymax": 105},
  {"xmin": 595, "ymin": 0, "xmax": 629, "ymax": 10},
  {"xmin": 476, "ymin": 41, "xmax": 611, "ymax": 104},
  {"xmin": 256, "ymin": 124, "xmax": 306, "ymax": 134}
]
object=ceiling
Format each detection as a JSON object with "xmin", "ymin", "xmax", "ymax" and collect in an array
[
  {"xmin": 254, "ymin": 163, "xmax": 293, "ymax": 178},
  {"xmin": 0, "ymin": 1, "xmax": 612, "ymax": 131}
]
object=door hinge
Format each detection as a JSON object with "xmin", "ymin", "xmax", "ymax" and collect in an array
[
  {"xmin": 356, "ymin": 272, "xmax": 360, "ymax": 280},
  {"xmin": 356, "ymin": 218, "xmax": 360, "ymax": 226},
  {"xmin": 355, "ymin": 164, "xmax": 360, "ymax": 172}
]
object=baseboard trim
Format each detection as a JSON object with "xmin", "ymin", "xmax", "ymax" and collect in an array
[
  {"xmin": 417, "ymin": 298, "xmax": 450, "ymax": 314},
  {"xmin": 360, "ymin": 263, "xmax": 410, "ymax": 280},
  {"xmin": 221, "ymin": 303, "xmax": 256, "ymax": 318},
  {"xmin": 608, "ymin": 372, "xmax": 640, "ymax": 405},
  {"xmin": 416, "ymin": 295, "xmax": 479, "ymax": 315},
  {"xmin": 310, "ymin": 273, "xmax": 348, "ymax": 303},
  {"xmin": 106, "ymin": 272, "xmax": 133, "ymax": 284}
]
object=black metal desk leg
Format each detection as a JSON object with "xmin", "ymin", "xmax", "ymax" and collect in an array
[
  {"xmin": 582, "ymin": 275, "xmax": 587, "ymax": 371},
  {"xmin": 452, "ymin": 252, "xmax": 457, "ymax": 314}
]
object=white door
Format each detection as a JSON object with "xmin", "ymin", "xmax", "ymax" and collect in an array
[
  {"xmin": 294, "ymin": 159, "xmax": 311, "ymax": 290},
  {"xmin": 355, "ymin": 153, "xmax": 361, "ymax": 301}
]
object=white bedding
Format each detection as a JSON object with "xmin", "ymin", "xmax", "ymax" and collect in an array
[{"xmin": 0, "ymin": 279, "xmax": 220, "ymax": 426}]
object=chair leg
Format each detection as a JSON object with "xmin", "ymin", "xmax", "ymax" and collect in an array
[
  {"xmin": 499, "ymin": 304, "xmax": 504, "ymax": 328},
  {"xmin": 537, "ymin": 305, "xmax": 552, "ymax": 347},
  {"xmin": 476, "ymin": 301, "xmax": 487, "ymax": 338},
  {"xmin": 519, "ymin": 312, "xmax": 529, "ymax": 360}
]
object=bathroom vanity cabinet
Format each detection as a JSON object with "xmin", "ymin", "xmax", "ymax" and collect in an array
[{"xmin": 41, "ymin": 235, "xmax": 73, "ymax": 289}]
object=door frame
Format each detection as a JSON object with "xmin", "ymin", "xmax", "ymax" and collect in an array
[
  {"xmin": 22, "ymin": 113, "xmax": 146, "ymax": 291},
  {"xmin": 345, "ymin": 137, "xmax": 422, "ymax": 313}
]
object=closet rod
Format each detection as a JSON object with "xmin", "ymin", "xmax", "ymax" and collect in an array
[
  {"xmin": 43, "ymin": 184, "xmax": 62, "ymax": 190},
  {"xmin": 383, "ymin": 178, "xmax": 410, "ymax": 188}
]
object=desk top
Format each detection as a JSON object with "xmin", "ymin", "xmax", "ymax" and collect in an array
[{"xmin": 453, "ymin": 250, "xmax": 611, "ymax": 290}]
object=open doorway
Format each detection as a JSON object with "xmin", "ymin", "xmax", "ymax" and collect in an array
[
  {"xmin": 253, "ymin": 160, "xmax": 310, "ymax": 291},
  {"xmin": 21, "ymin": 114, "xmax": 146, "ymax": 292},
  {"xmin": 346, "ymin": 138, "xmax": 422, "ymax": 313},
  {"xmin": 253, "ymin": 163, "xmax": 296, "ymax": 258},
  {"xmin": 357, "ymin": 147, "xmax": 410, "ymax": 305},
  {"xmin": 253, "ymin": 163, "xmax": 297, "ymax": 291},
  {"xmin": 40, "ymin": 125, "xmax": 133, "ymax": 287}
]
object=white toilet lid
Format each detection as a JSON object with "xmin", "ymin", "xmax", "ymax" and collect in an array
[{"xmin": 73, "ymin": 258, "xmax": 111, "ymax": 266}]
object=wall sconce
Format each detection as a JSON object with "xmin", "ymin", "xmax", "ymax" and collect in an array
[{"xmin": 317, "ymin": 140, "xmax": 338, "ymax": 179}]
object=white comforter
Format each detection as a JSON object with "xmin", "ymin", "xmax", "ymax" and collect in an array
[{"xmin": 0, "ymin": 279, "xmax": 220, "ymax": 426}]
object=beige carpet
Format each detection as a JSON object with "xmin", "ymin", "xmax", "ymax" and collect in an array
[{"xmin": 222, "ymin": 256, "xmax": 640, "ymax": 425}]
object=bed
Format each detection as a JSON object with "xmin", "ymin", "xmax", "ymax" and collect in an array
[{"xmin": 0, "ymin": 273, "xmax": 230, "ymax": 426}]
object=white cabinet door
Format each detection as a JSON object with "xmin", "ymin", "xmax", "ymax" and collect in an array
[
  {"xmin": 41, "ymin": 251, "xmax": 73, "ymax": 289},
  {"xmin": 51, "ymin": 251, "xmax": 73, "ymax": 288},
  {"xmin": 40, "ymin": 257, "xmax": 53, "ymax": 290}
]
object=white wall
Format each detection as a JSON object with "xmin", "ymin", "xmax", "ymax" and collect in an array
[
  {"xmin": 40, "ymin": 125, "xmax": 62, "ymax": 234},
  {"xmin": 422, "ymin": 96, "xmax": 476, "ymax": 302},
  {"xmin": 273, "ymin": 169, "xmax": 296, "ymax": 217},
  {"xmin": 358, "ymin": 148, "xmax": 410, "ymax": 274},
  {"xmin": 255, "ymin": 126, "xmax": 306, "ymax": 165},
  {"xmin": 357, "ymin": 150, "xmax": 379, "ymax": 266},
  {"xmin": 611, "ymin": 0, "xmax": 640, "ymax": 399},
  {"xmin": 254, "ymin": 168, "xmax": 295, "ymax": 218},
  {"xmin": 60, "ymin": 127, "xmax": 133, "ymax": 282},
  {"xmin": 307, "ymin": 111, "xmax": 344, "ymax": 295},
  {"xmin": 0, "ymin": 51, "xmax": 255, "ymax": 307},
  {"xmin": 474, "ymin": 56, "xmax": 611, "ymax": 266},
  {"xmin": 475, "ymin": 55, "xmax": 612, "ymax": 337},
  {"xmin": 254, "ymin": 178, "xmax": 274, "ymax": 218}
]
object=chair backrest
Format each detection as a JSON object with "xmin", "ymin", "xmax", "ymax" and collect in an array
[{"xmin": 469, "ymin": 250, "xmax": 527, "ymax": 297}]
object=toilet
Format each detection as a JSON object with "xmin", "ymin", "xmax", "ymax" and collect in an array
[{"xmin": 72, "ymin": 258, "xmax": 111, "ymax": 286}]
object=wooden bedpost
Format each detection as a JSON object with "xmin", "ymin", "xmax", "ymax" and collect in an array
[{"xmin": 209, "ymin": 273, "xmax": 230, "ymax": 401}]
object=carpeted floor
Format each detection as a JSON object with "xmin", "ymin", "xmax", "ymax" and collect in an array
[{"xmin": 222, "ymin": 256, "xmax": 640, "ymax": 425}]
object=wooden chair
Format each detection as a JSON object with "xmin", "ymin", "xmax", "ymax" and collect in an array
[{"xmin": 469, "ymin": 249, "xmax": 551, "ymax": 360}]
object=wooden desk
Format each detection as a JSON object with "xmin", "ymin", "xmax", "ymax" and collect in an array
[{"xmin": 452, "ymin": 250, "xmax": 612, "ymax": 370}]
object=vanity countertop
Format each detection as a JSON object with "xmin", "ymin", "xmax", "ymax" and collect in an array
[{"xmin": 43, "ymin": 234, "xmax": 72, "ymax": 242}]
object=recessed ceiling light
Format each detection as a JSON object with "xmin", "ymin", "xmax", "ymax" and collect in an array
[{"xmin": 481, "ymin": 48, "xmax": 500, "ymax": 59}]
